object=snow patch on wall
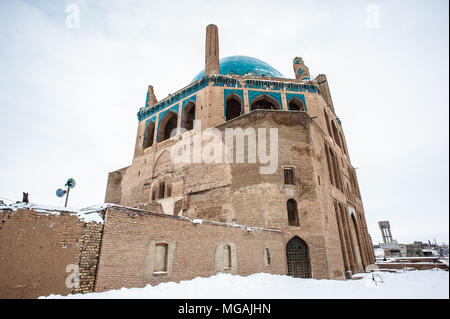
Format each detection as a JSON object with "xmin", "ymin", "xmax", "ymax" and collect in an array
[{"xmin": 156, "ymin": 196, "xmax": 183, "ymax": 215}]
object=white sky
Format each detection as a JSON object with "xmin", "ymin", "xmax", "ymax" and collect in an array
[{"xmin": 0, "ymin": 0, "xmax": 448, "ymax": 245}]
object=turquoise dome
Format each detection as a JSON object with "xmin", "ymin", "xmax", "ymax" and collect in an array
[{"xmin": 192, "ymin": 55, "xmax": 284, "ymax": 82}]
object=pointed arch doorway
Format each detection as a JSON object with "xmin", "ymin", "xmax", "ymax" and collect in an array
[{"xmin": 286, "ymin": 236, "xmax": 311, "ymax": 278}]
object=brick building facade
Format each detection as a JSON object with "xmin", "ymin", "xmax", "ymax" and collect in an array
[
  {"xmin": 104, "ymin": 24, "xmax": 375, "ymax": 280},
  {"xmin": 0, "ymin": 24, "xmax": 375, "ymax": 298}
]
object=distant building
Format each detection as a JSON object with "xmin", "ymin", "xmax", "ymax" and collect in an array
[
  {"xmin": 376, "ymin": 222, "xmax": 446, "ymax": 258},
  {"xmin": 378, "ymin": 221, "xmax": 400, "ymax": 257}
]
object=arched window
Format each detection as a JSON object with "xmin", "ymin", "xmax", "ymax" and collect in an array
[
  {"xmin": 288, "ymin": 98, "xmax": 305, "ymax": 111},
  {"xmin": 223, "ymin": 244, "xmax": 232, "ymax": 269},
  {"xmin": 323, "ymin": 109, "xmax": 332, "ymax": 137},
  {"xmin": 324, "ymin": 143, "xmax": 334, "ymax": 186},
  {"xmin": 287, "ymin": 199, "xmax": 299, "ymax": 227},
  {"xmin": 325, "ymin": 145, "xmax": 342, "ymax": 191},
  {"xmin": 250, "ymin": 94, "xmax": 281, "ymax": 111},
  {"xmin": 158, "ymin": 111, "xmax": 178, "ymax": 143},
  {"xmin": 182, "ymin": 102, "xmax": 195, "ymax": 131},
  {"xmin": 225, "ymin": 94, "xmax": 242, "ymax": 121},
  {"xmin": 143, "ymin": 121, "xmax": 155, "ymax": 149},
  {"xmin": 329, "ymin": 148, "xmax": 342, "ymax": 190}
]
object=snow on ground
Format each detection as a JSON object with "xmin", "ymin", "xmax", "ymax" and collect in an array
[
  {"xmin": 440, "ymin": 258, "xmax": 449, "ymax": 266},
  {"xmin": 41, "ymin": 269, "xmax": 449, "ymax": 299}
]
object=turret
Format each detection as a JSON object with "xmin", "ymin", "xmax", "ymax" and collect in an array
[
  {"xmin": 293, "ymin": 57, "xmax": 310, "ymax": 81},
  {"xmin": 146, "ymin": 85, "xmax": 158, "ymax": 107}
]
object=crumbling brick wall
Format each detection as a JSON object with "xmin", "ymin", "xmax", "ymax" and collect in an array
[
  {"xmin": 71, "ymin": 221, "xmax": 104, "ymax": 294},
  {"xmin": 0, "ymin": 207, "xmax": 104, "ymax": 298}
]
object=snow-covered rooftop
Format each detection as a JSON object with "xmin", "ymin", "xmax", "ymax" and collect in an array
[{"xmin": 0, "ymin": 202, "xmax": 106, "ymax": 224}]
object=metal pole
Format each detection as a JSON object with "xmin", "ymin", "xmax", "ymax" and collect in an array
[{"xmin": 65, "ymin": 187, "xmax": 70, "ymax": 207}]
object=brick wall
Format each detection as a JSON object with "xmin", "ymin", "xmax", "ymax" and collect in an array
[
  {"xmin": 94, "ymin": 206, "xmax": 286, "ymax": 292},
  {"xmin": 0, "ymin": 207, "xmax": 104, "ymax": 298}
]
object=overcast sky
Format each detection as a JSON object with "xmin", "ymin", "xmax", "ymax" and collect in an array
[{"xmin": 0, "ymin": 0, "xmax": 448, "ymax": 245}]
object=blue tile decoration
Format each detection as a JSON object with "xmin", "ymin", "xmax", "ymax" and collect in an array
[
  {"xmin": 224, "ymin": 89, "xmax": 245, "ymax": 117},
  {"xmin": 192, "ymin": 55, "xmax": 284, "ymax": 82},
  {"xmin": 137, "ymin": 76, "xmax": 320, "ymax": 122},
  {"xmin": 155, "ymin": 104, "xmax": 179, "ymax": 142},
  {"xmin": 157, "ymin": 104, "xmax": 179, "ymax": 125},
  {"xmin": 245, "ymin": 80, "xmax": 283, "ymax": 90},
  {"xmin": 248, "ymin": 90, "xmax": 283, "ymax": 110},
  {"xmin": 286, "ymin": 93, "xmax": 307, "ymax": 112}
]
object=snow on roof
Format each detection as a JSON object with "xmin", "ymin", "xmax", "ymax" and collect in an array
[
  {"xmin": 110, "ymin": 204, "xmax": 280, "ymax": 233},
  {"xmin": 0, "ymin": 202, "xmax": 106, "ymax": 224},
  {"xmin": 0, "ymin": 202, "xmax": 280, "ymax": 232}
]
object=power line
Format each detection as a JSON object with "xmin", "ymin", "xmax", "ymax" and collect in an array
[
  {"xmin": 0, "ymin": 195, "xmax": 18, "ymax": 203},
  {"xmin": 0, "ymin": 195, "xmax": 38, "ymax": 206}
]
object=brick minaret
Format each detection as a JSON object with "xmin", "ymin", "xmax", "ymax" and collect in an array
[
  {"xmin": 205, "ymin": 24, "xmax": 220, "ymax": 75},
  {"xmin": 146, "ymin": 85, "xmax": 158, "ymax": 107}
]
